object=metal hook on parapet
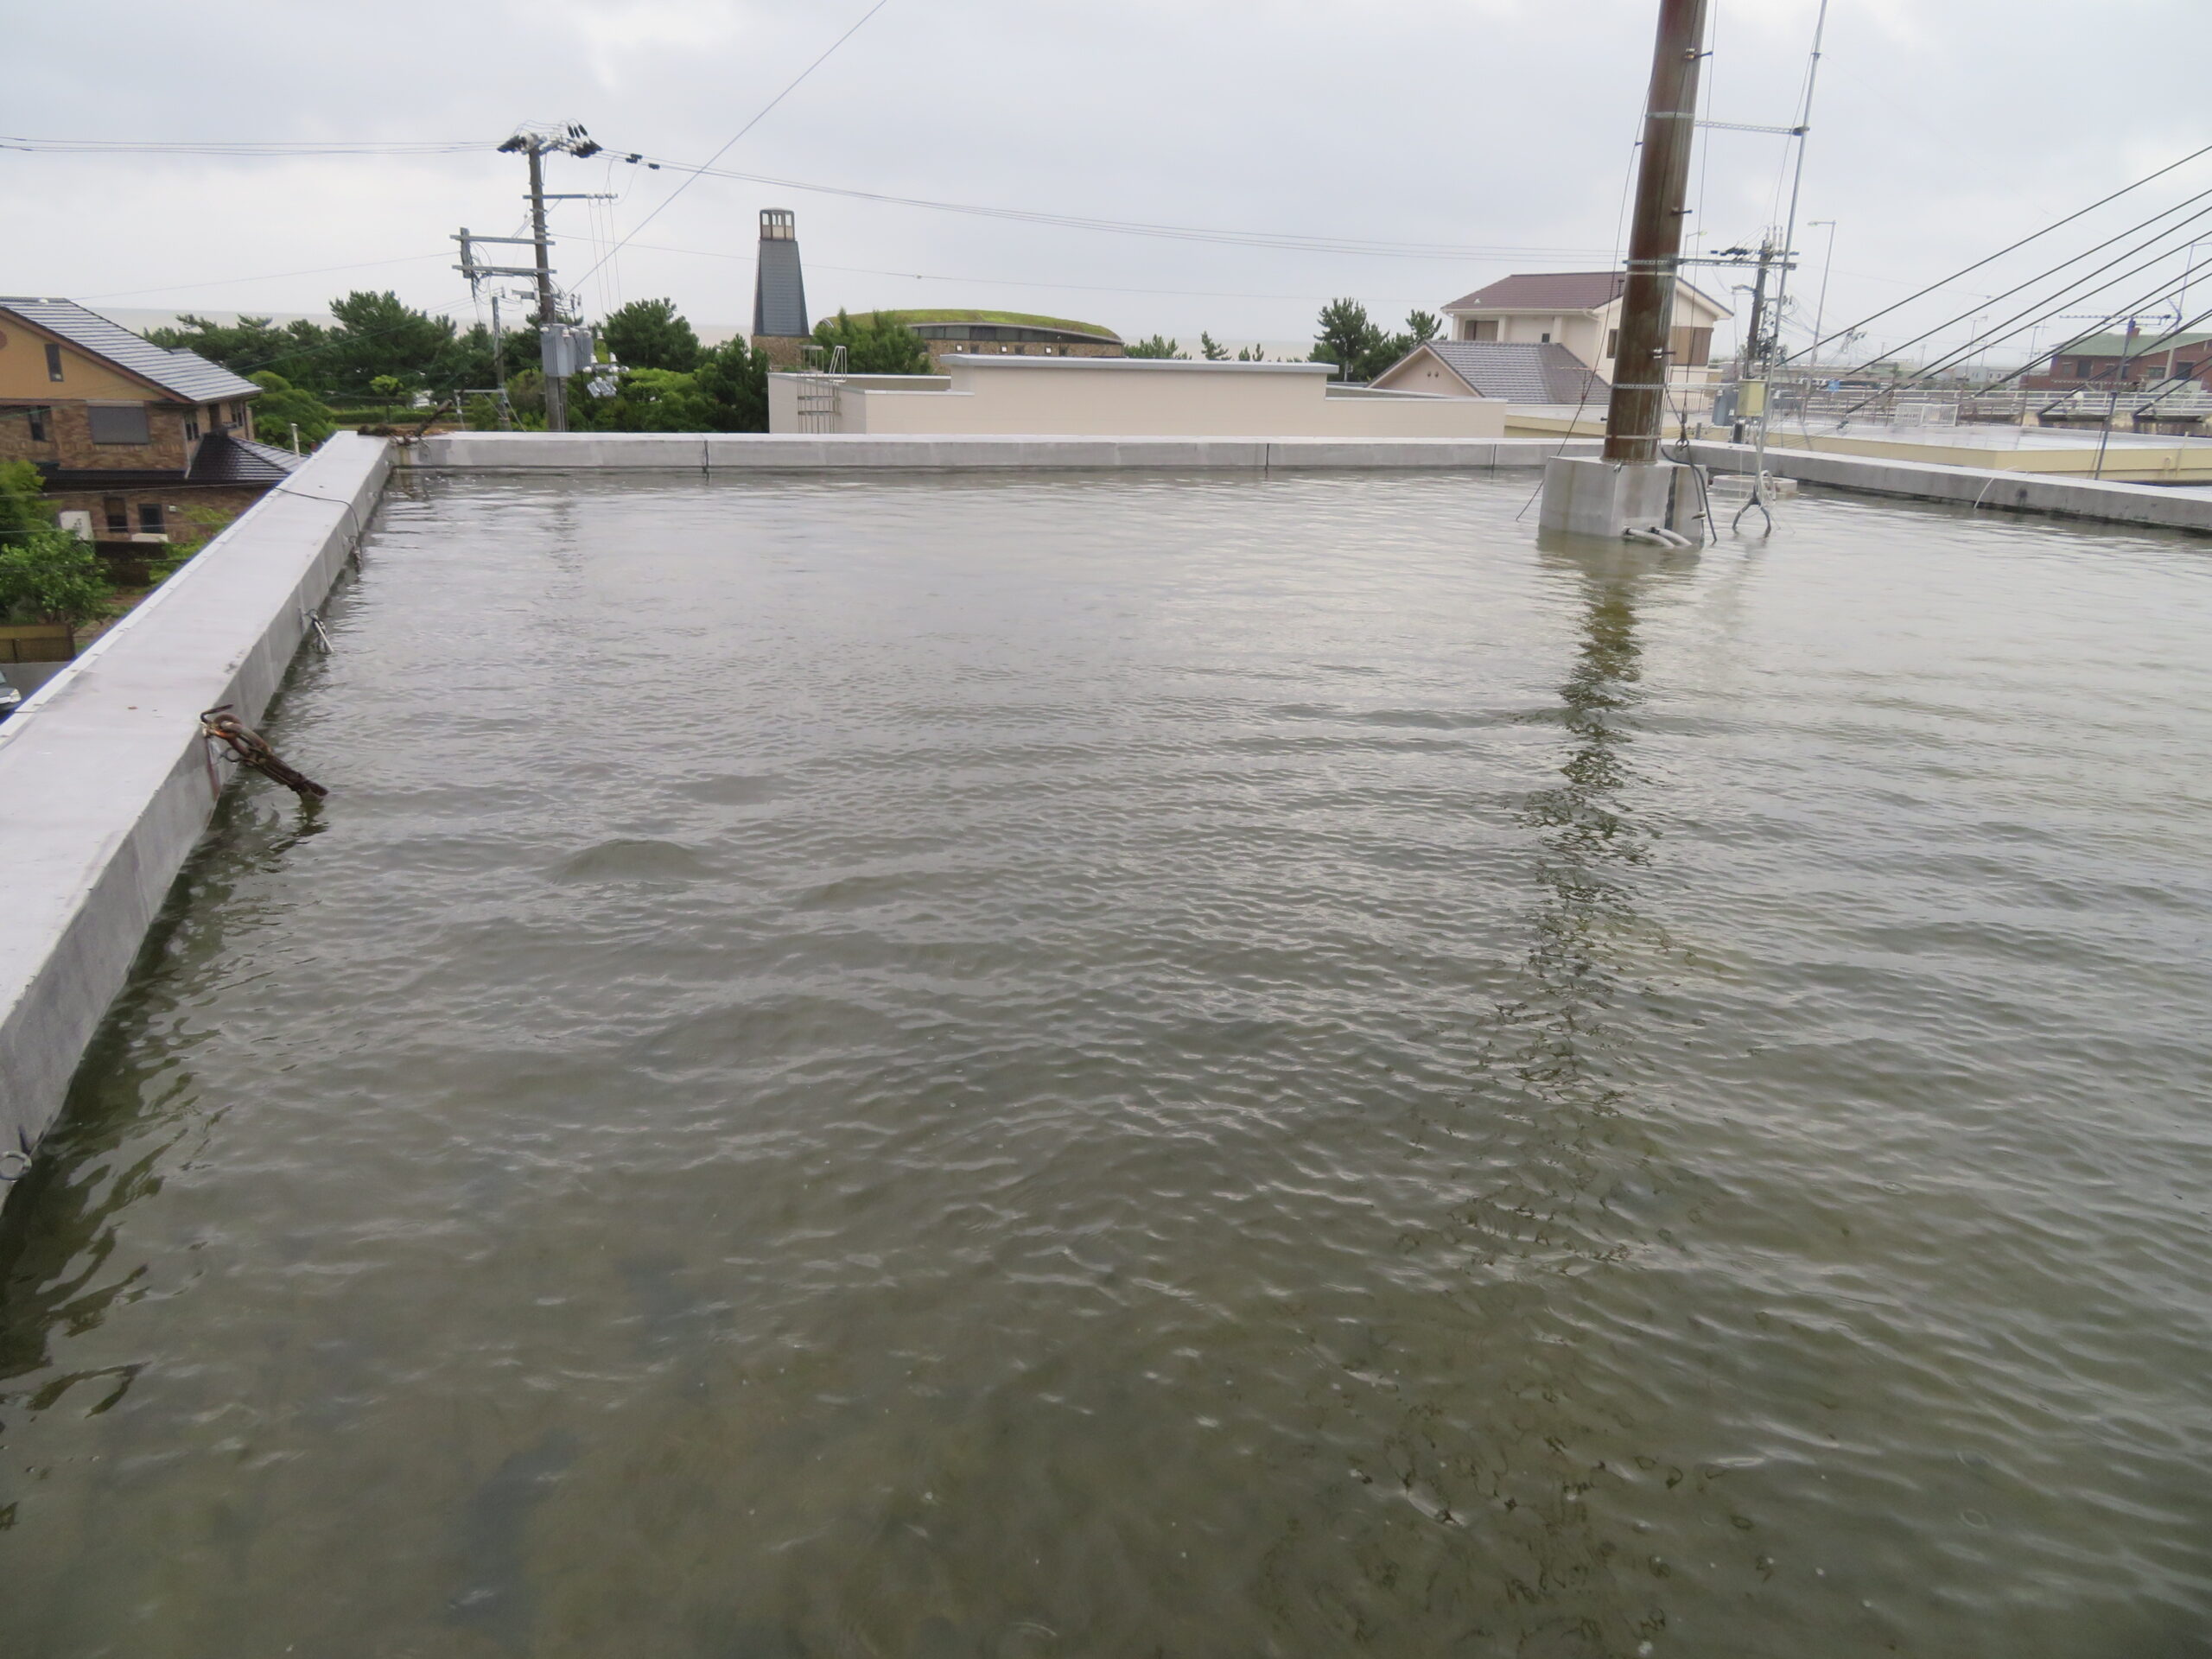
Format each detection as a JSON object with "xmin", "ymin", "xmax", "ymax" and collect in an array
[
  {"xmin": 0, "ymin": 1127, "xmax": 33, "ymax": 1185},
  {"xmin": 198, "ymin": 706, "xmax": 329, "ymax": 799}
]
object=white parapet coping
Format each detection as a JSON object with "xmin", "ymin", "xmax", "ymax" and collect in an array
[
  {"xmin": 1688, "ymin": 440, "xmax": 2212, "ymax": 534},
  {"xmin": 0, "ymin": 435, "xmax": 391, "ymax": 1206},
  {"xmin": 407, "ymin": 432, "xmax": 1596, "ymax": 471}
]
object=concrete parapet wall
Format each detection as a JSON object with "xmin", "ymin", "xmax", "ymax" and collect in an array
[
  {"xmin": 0, "ymin": 435, "xmax": 390, "ymax": 1208},
  {"xmin": 1688, "ymin": 441, "xmax": 2212, "ymax": 534},
  {"xmin": 409, "ymin": 432, "xmax": 1595, "ymax": 473}
]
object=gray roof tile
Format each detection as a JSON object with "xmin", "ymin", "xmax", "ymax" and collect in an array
[
  {"xmin": 0, "ymin": 297, "xmax": 263, "ymax": 403},
  {"xmin": 1402, "ymin": 341, "xmax": 1611, "ymax": 405},
  {"xmin": 1441, "ymin": 270, "xmax": 1728, "ymax": 317},
  {"xmin": 187, "ymin": 432, "xmax": 303, "ymax": 485}
]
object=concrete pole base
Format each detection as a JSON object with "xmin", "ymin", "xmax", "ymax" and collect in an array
[{"xmin": 1538, "ymin": 455, "xmax": 1702, "ymax": 541}]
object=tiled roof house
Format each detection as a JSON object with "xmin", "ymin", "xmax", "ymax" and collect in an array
[
  {"xmin": 0, "ymin": 297, "xmax": 299, "ymax": 543},
  {"xmin": 1373, "ymin": 271, "xmax": 1732, "ymax": 398}
]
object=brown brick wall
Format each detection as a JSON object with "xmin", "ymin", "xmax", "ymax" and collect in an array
[
  {"xmin": 0, "ymin": 399, "xmax": 198, "ymax": 471},
  {"xmin": 46, "ymin": 483, "xmax": 271, "ymax": 543}
]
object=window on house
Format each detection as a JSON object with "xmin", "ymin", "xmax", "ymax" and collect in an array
[
  {"xmin": 86, "ymin": 404, "xmax": 152, "ymax": 445},
  {"xmin": 1606, "ymin": 329, "xmax": 1620, "ymax": 358},
  {"xmin": 45, "ymin": 343, "xmax": 64, "ymax": 382},
  {"xmin": 103, "ymin": 496, "xmax": 129, "ymax": 534},
  {"xmin": 2076, "ymin": 360, "xmax": 2093, "ymax": 378},
  {"xmin": 137, "ymin": 502, "xmax": 164, "ymax": 534},
  {"xmin": 1471, "ymin": 320, "xmax": 1499, "ymax": 341},
  {"xmin": 185, "ymin": 416, "xmax": 200, "ymax": 442},
  {"xmin": 27, "ymin": 407, "xmax": 48, "ymax": 442},
  {"xmin": 1540, "ymin": 332, "xmax": 1552, "ymax": 344}
]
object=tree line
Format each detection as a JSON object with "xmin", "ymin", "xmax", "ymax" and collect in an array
[
  {"xmin": 146, "ymin": 291, "xmax": 1447, "ymax": 445},
  {"xmin": 1113, "ymin": 302, "xmax": 1442, "ymax": 381},
  {"xmin": 1311, "ymin": 300, "xmax": 1440, "ymax": 381},
  {"xmin": 148, "ymin": 294, "xmax": 946, "ymax": 438}
]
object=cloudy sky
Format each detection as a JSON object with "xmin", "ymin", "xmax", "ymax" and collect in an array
[{"xmin": 11, "ymin": 0, "xmax": 2212, "ymax": 365}]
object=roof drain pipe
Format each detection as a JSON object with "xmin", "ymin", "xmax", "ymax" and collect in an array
[{"xmin": 1662, "ymin": 426, "xmax": 1718, "ymax": 546}]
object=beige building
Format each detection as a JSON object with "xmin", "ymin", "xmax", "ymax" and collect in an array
[
  {"xmin": 1438, "ymin": 271, "xmax": 1731, "ymax": 388},
  {"xmin": 769, "ymin": 355, "xmax": 1508, "ymax": 439}
]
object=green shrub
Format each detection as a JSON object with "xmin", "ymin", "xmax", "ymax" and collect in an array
[
  {"xmin": 0, "ymin": 528, "xmax": 113, "ymax": 626},
  {"xmin": 248, "ymin": 372, "xmax": 337, "ymax": 449},
  {"xmin": 810, "ymin": 309, "xmax": 934, "ymax": 375}
]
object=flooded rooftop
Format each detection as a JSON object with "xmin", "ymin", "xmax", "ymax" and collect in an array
[{"xmin": 3, "ymin": 469, "xmax": 2210, "ymax": 1655}]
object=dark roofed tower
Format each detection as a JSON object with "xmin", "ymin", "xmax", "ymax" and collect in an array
[{"xmin": 752, "ymin": 209, "xmax": 809, "ymax": 341}]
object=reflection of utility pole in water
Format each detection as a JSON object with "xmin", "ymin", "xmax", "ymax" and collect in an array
[
  {"xmin": 1377, "ymin": 543, "xmax": 1719, "ymax": 1647},
  {"xmin": 1506, "ymin": 550, "xmax": 1668, "ymax": 1118}
]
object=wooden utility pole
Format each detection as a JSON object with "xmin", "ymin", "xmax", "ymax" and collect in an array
[
  {"xmin": 1604, "ymin": 0, "xmax": 1712, "ymax": 463},
  {"xmin": 493, "ymin": 125, "xmax": 603, "ymax": 433},
  {"xmin": 522, "ymin": 143, "xmax": 565, "ymax": 433}
]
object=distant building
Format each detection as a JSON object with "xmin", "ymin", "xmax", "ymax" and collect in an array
[
  {"xmin": 2022, "ymin": 330, "xmax": 2212, "ymax": 391},
  {"xmin": 0, "ymin": 297, "xmax": 297, "ymax": 542},
  {"xmin": 750, "ymin": 209, "xmax": 810, "ymax": 367},
  {"xmin": 1436, "ymin": 271, "xmax": 1730, "ymax": 388},
  {"xmin": 871, "ymin": 310, "xmax": 1123, "ymax": 364},
  {"xmin": 766, "ymin": 354, "xmax": 1505, "ymax": 438},
  {"xmin": 1370, "ymin": 340, "xmax": 1610, "ymax": 405}
]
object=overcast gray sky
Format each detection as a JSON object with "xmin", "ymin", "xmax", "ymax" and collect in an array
[{"xmin": 12, "ymin": 0, "xmax": 2212, "ymax": 365}]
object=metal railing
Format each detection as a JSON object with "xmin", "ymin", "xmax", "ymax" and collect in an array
[
  {"xmin": 792, "ymin": 344, "xmax": 849, "ymax": 435},
  {"xmin": 1758, "ymin": 375, "xmax": 2212, "ymax": 429}
]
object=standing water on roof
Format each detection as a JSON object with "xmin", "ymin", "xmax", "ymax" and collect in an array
[{"xmin": 3, "ymin": 471, "xmax": 2211, "ymax": 1656}]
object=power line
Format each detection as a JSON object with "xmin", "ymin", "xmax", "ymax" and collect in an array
[
  {"xmin": 1834, "ymin": 189, "xmax": 2212, "ymax": 380},
  {"xmin": 1912, "ymin": 248, "xmax": 2212, "ymax": 387},
  {"xmin": 0, "ymin": 136, "xmax": 491, "ymax": 156},
  {"xmin": 549, "ymin": 235, "xmax": 1484, "ymax": 307},
  {"xmin": 1786, "ymin": 137, "xmax": 2212, "ymax": 365},
  {"xmin": 1826, "ymin": 257, "xmax": 2212, "ymax": 423},
  {"xmin": 569, "ymin": 0, "xmax": 897, "ymax": 292},
  {"xmin": 619, "ymin": 151, "xmax": 1622, "ymax": 262}
]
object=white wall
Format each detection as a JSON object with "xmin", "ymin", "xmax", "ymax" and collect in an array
[{"xmin": 773, "ymin": 357, "xmax": 1506, "ymax": 439}]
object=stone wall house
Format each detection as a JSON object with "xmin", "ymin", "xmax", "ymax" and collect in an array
[{"xmin": 0, "ymin": 297, "xmax": 300, "ymax": 543}]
